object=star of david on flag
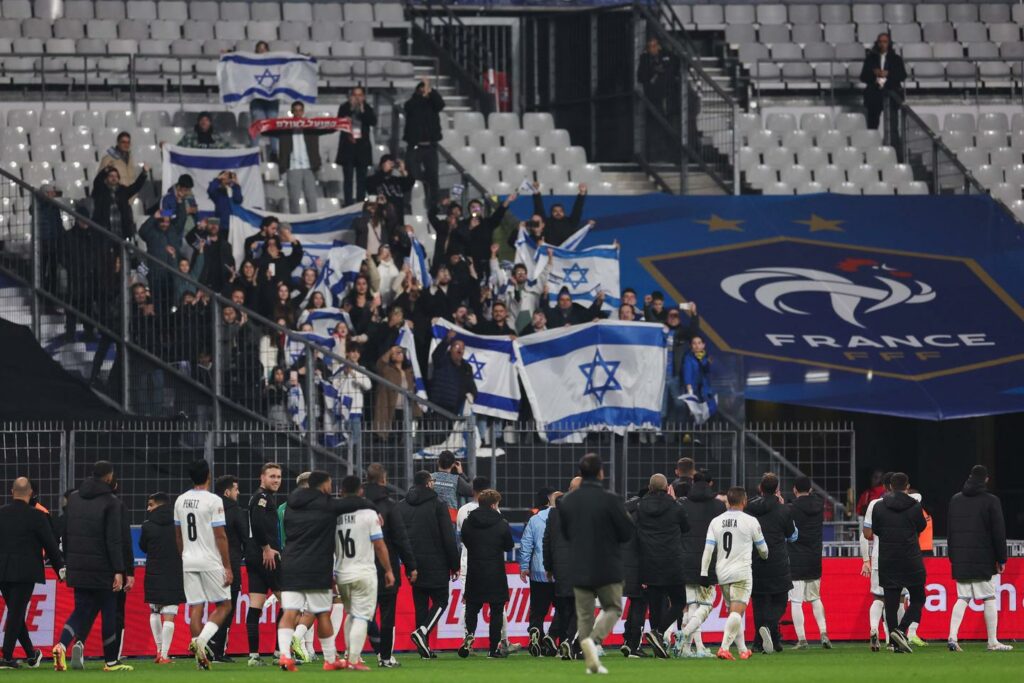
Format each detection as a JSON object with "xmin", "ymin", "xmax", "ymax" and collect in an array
[
  {"xmin": 562, "ymin": 262, "xmax": 590, "ymax": 288},
  {"xmin": 466, "ymin": 353, "xmax": 487, "ymax": 381},
  {"xmin": 578, "ymin": 349, "xmax": 622, "ymax": 404}
]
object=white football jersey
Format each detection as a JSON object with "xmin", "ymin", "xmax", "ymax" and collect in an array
[
  {"xmin": 456, "ymin": 501, "xmax": 478, "ymax": 579},
  {"xmin": 334, "ymin": 508, "xmax": 383, "ymax": 583},
  {"xmin": 705, "ymin": 509, "xmax": 767, "ymax": 585},
  {"xmin": 174, "ymin": 489, "xmax": 226, "ymax": 572}
]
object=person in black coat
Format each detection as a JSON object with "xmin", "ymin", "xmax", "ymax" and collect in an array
[
  {"xmin": 558, "ymin": 453, "xmax": 634, "ymax": 674},
  {"xmin": 54, "ymin": 461, "xmax": 126, "ymax": 670},
  {"xmin": 91, "ymin": 165, "xmax": 149, "ymax": 240},
  {"xmin": 864, "ymin": 472, "xmax": 926, "ymax": 653},
  {"xmin": 542, "ymin": 484, "xmax": 579, "ymax": 658},
  {"xmin": 208, "ymin": 475, "xmax": 248, "ymax": 662},
  {"xmin": 336, "ymin": 87, "xmax": 377, "ymax": 207},
  {"xmin": 364, "ymin": 466, "xmax": 419, "ymax": 667},
  {"xmin": 429, "ymin": 333, "xmax": 478, "ymax": 418},
  {"xmin": 256, "ymin": 232, "xmax": 303, "ymax": 291},
  {"xmin": 636, "ymin": 474, "xmax": 690, "ymax": 658},
  {"xmin": 458, "ymin": 489, "xmax": 514, "ymax": 659},
  {"xmin": 458, "ymin": 195, "xmax": 515, "ymax": 281},
  {"xmin": 0, "ymin": 477, "xmax": 64, "ymax": 667},
  {"xmin": 676, "ymin": 472, "xmax": 726, "ymax": 654},
  {"xmin": 620, "ymin": 492, "xmax": 646, "ymax": 657},
  {"xmin": 540, "ymin": 286, "xmax": 605, "ymax": 327},
  {"xmin": 530, "ymin": 183, "xmax": 589, "ymax": 247},
  {"xmin": 745, "ymin": 473, "xmax": 796, "ymax": 654},
  {"xmin": 138, "ymin": 492, "xmax": 184, "ymax": 663},
  {"xmin": 860, "ymin": 33, "xmax": 906, "ymax": 148},
  {"xmin": 366, "ymin": 156, "xmax": 416, "ymax": 227},
  {"xmin": 398, "ymin": 471, "xmax": 460, "ymax": 659},
  {"xmin": 787, "ymin": 476, "xmax": 829, "ymax": 648},
  {"xmin": 946, "ymin": 465, "xmax": 1010, "ymax": 650},
  {"xmin": 403, "ymin": 78, "xmax": 445, "ymax": 211}
]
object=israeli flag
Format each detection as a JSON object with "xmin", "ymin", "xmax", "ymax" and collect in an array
[
  {"xmin": 285, "ymin": 331, "xmax": 336, "ymax": 369},
  {"xmin": 409, "ymin": 234, "xmax": 433, "ymax": 288},
  {"xmin": 287, "ymin": 384, "xmax": 307, "ymax": 431},
  {"xmin": 396, "ymin": 326, "xmax": 428, "ymax": 400},
  {"xmin": 296, "ymin": 307, "xmax": 354, "ymax": 336},
  {"xmin": 429, "ymin": 319, "xmax": 520, "ymax": 421},
  {"xmin": 513, "ymin": 222, "xmax": 591, "ymax": 283},
  {"xmin": 228, "ymin": 202, "xmax": 362, "ymax": 270},
  {"xmin": 543, "ymin": 244, "xmax": 621, "ymax": 311},
  {"xmin": 218, "ymin": 51, "xmax": 318, "ymax": 106},
  {"xmin": 514, "ymin": 321, "xmax": 666, "ymax": 442},
  {"xmin": 162, "ymin": 145, "xmax": 265, "ymax": 214}
]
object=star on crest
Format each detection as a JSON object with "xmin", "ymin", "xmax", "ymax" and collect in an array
[
  {"xmin": 795, "ymin": 214, "xmax": 845, "ymax": 232},
  {"xmin": 561, "ymin": 262, "xmax": 589, "ymax": 288},
  {"xmin": 465, "ymin": 352, "xmax": 486, "ymax": 381},
  {"xmin": 695, "ymin": 214, "xmax": 744, "ymax": 232},
  {"xmin": 578, "ymin": 349, "xmax": 622, "ymax": 404},
  {"xmin": 254, "ymin": 68, "xmax": 281, "ymax": 88}
]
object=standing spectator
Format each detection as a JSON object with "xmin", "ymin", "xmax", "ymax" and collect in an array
[
  {"xmin": 788, "ymin": 476, "xmax": 830, "ymax": 649},
  {"xmin": 520, "ymin": 310, "xmax": 548, "ymax": 336},
  {"xmin": 0, "ymin": 477, "xmax": 63, "ymax": 669},
  {"xmin": 277, "ymin": 101, "xmax": 322, "ymax": 213},
  {"xmin": 208, "ymin": 171, "xmax": 243, "ymax": 230},
  {"xmin": 91, "ymin": 165, "xmax": 149, "ymax": 240},
  {"xmin": 366, "ymin": 156, "xmax": 415, "ymax": 226},
  {"xmin": 336, "ymin": 86, "xmax": 377, "ymax": 206},
  {"xmin": 332, "ymin": 345, "xmax": 372, "ymax": 447},
  {"xmin": 137, "ymin": 492, "xmax": 184, "ymax": 665},
  {"xmin": 256, "ymin": 229, "xmax": 303, "ymax": 289},
  {"xmin": 249, "ymin": 41, "xmax": 280, "ymax": 157},
  {"xmin": 398, "ymin": 471, "xmax": 460, "ymax": 660},
  {"xmin": 208, "ymin": 475, "xmax": 248, "ymax": 663},
  {"xmin": 644, "ymin": 291, "xmax": 668, "ymax": 323},
  {"xmin": 351, "ymin": 197, "xmax": 396, "ymax": 253},
  {"xmin": 178, "ymin": 112, "xmax": 232, "ymax": 149},
  {"xmin": 138, "ymin": 210, "xmax": 184, "ymax": 307},
  {"xmin": 403, "ymin": 78, "xmax": 445, "ymax": 210},
  {"xmin": 558, "ymin": 453, "xmax": 635, "ymax": 675},
  {"xmin": 637, "ymin": 37, "xmax": 679, "ymax": 118},
  {"xmin": 187, "ymin": 218, "xmax": 235, "ymax": 293},
  {"xmin": 946, "ymin": 465, "xmax": 1012, "ymax": 652},
  {"xmin": 53, "ymin": 461, "xmax": 130, "ymax": 672},
  {"xmin": 664, "ymin": 303, "xmax": 701, "ymax": 424},
  {"xmin": 161, "ymin": 173, "xmax": 197, "ymax": 237},
  {"xmin": 675, "ymin": 471, "xmax": 726, "ymax": 657},
  {"xmin": 540, "ymin": 285, "xmax": 604, "ymax": 327},
  {"xmin": 680, "ymin": 335, "xmax": 714, "ymax": 424},
  {"xmin": 98, "ymin": 132, "xmax": 138, "ymax": 190},
  {"xmin": 372, "ymin": 345, "xmax": 420, "ymax": 433},
  {"xmin": 519, "ymin": 489, "xmax": 557, "ymax": 657},
  {"xmin": 860, "ymin": 33, "xmax": 906, "ymax": 145},
  {"xmin": 35, "ymin": 182, "xmax": 64, "ymax": 300},
  {"xmin": 243, "ymin": 216, "xmax": 279, "ymax": 262},
  {"xmin": 433, "ymin": 450, "xmax": 473, "ymax": 514},
  {"xmin": 531, "ymin": 182, "xmax": 588, "ymax": 246},
  {"xmin": 460, "ymin": 195, "xmax": 516, "ymax": 281},
  {"xmin": 745, "ymin": 473, "xmax": 796, "ymax": 655},
  {"xmin": 458, "ymin": 489, "xmax": 514, "ymax": 659},
  {"xmin": 429, "ymin": 332, "xmax": 478, "ymax": 419}
]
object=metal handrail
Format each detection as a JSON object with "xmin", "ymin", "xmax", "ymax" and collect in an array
[
  {"xmin": 437, "ymin": 143, "xmax": 498, "ymax": 210},
  {"xmin": 633, "ymin": 153, "xmax": 674, "ymax": 194}
]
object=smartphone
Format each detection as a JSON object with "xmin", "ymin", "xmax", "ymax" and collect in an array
[
  {"xmin": 679, "ymin": 302, "xmax": 693, "ymax": 313},
  {"xmin": 268, "ymin": 262, "xmax": 276, "ymax": 277}
]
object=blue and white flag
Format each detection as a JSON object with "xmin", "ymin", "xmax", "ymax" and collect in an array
[
  {"xmin": 543, "ymin": 243, "xmax": 620, "ymax": 311},
  {"xmin": 228, "ymin": 203, "xmax": 362, "ymax": 270},
  {"xmin": 429, "ymin": 319, "xmax": 520, "ymax": 421},
  {"xmin": 513, "ymin": 221, "xmax": 591, "ymax": 283},
  {"xmin": 162, "ymin": 145, "xmax": 264, "ymax": 214},
  {"xmin": 514, "ymin": 321, "xmax": 666, "ymax": 442},
  {"xmin": 297, "ymin": 307, "xmax": 354, "ymax": 337},
  {"xmin": 409, "ymin": 234, "xmax": 433, "ymax": 288},
  {"xmin": 396, "ymin": 326, "xmax": 428, "ymax": 400},
  {"xmin": 285, "ymin": 331, "xmax": 336, "ymax": 369},
  {"xmin": 218, "ymin": 51, "xmax": 318, "ymax": 106}
]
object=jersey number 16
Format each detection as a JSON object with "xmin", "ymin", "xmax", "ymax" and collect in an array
[{"xmin": 338, "ymin": 529, "xmax": 356, "ymax": 559}]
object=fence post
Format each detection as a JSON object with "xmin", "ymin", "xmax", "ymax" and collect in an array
[
  {"xmin": 488, "ymin": 420, "xmax": 496, "ymax": 490},
  {"xmin": 30, "ymin": 192, "xmax": 41, "ymax": 340},
  {"xmin": 119, "ymin": 241, "xmax": 131, "ymax": 412},
  {"xmin": 730, "ymin": 430, "xmax": 739, "ymax": 488},
  {"xmin": 402, "ymin": 396, "xmax": 414, "ymax": 487},
  {"xmin": 610, "ymin": 430, "xmax": 619, "ymax": 497},
  {"xmin": 466, "ymin": 414, "xmax": 477, "ymax": 480},
  {"xmin": 305, "ymin": 346, "xmax": 316, "ymax": 468},
  {"xmin": 210, "ymin": 297, "xmax": 223, "ymax": 433},
  {"xmin": 849, "ymin": 427, "xmax": 857, "ymax": 522},
  {"xmin": 736, "ymin": 422, "xmax": 746, "ymax": 488},
  {"xmin": 60, "ymin": 428, "xmax": 69, "ymax": 494}
]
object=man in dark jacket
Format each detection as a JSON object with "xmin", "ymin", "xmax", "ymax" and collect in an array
[
  {"xmin": 366, "ymin": 155, "xmax": 416, "ymax": 226},
  {"xmin": 208, "ymin": 475, "xmax": 248, "ymax": 663},
  {"xmin": 363, "ymin": 464, "xmax": 418, "ymax": 668},
  {"xmin": 337, "ymin": 86, "xmax": 377, "ymax": 206},
  {"xmin": 540, "ymin": 286, "xmax": 604, "ymax": 327},
  {"xmin": 276, "ymin": 472, "xmax": 380, "ymax": 671},
  {"xmin": 53, "ymin": 461, "xmax": 129, "ymax": 671},
  {"xmin": 186, "ymin": 217, "xmax": 235, "ymax": 293},
  {"xmin": 530, "ymin": 182, "xmax": 588, "ymax": 246},
  {"xmin": 91, "ymin": 165, "xmax": 150, "ymax": 240},
  {"xmin": 946, "ymin": 465, "xmax": 1011, "ymax": 651},
  {"xmin": 138, "ymin": 492, "xmax": 184, "ymax": 664},
  {"xmin": 864, "ymin": 472, "xmax": 926, "ymax": 654},
  {"xmin": 207, "ymin": 172, "xmax": 243, "ymax": 230},
  {"xmin": 788, "ymin": 476, "xmax": 830, "ymax": 649},
  {"xmin": 559, "ymin": 454, "xmax": 634, "ymax": 675},
  {"xmin": 676, "ymin": 471, "xmax": 726, "ymax": 657},
  {"xmin": 403, "ymin": 78, "xmax": 445, "ymax": 211},
  {"xmin": 860, "ymin": 33, "xmax": 906, "ymax": 146},
  {"xmin": 245, "ymin": 463, "xmax": 283, "ymax": 665},
  {"xmin": 458, "ymin": 195, "xmax": 515, "ymax": 281},
  {"xmin": 542, "ymin": 483, "xmax": 579, "ymax": 659},
  {"xmin": 0, "ymin": 477, "xmax": 63, "ymax": 669},
  {"xmin": 620, "ymin": 490, "xmax": 646, "ymax": 658},
  {"xmin": 745, "ymin": 473, "xmax": 796, "ymax": 654},
  {"xmin": 458, "ymin": 489, "xmax": 514, "ymax": 659},
  {"xmin": 636, "ymin": 474, "xmax": 690, "ymax": 658},
  {"xmin": 430, "ymin": 333, "xmax": 478, "ymax": 418},
  {"xmin": 276, "ymin": 101, "xmax": 323, "ymax": 214},
  {"xmin": 398, "ymin": 471, "xmax": 459, "ymax": 659},
  {"xmin": 637, "ymin": 37, "xmax": 680, "ymax": 116},
  {"xmin": 671, "ymin": 457, "xmax": 696, "ymax": 498}
]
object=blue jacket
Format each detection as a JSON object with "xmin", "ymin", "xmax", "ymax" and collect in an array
[
  {"xmin": 207, "ymin": 177, "xmax": 243, "ymax": 229},
  {"xmin": 682, "ymin": 351, "xmax": 710, "ymax": 401},
  {"xmin": 518, "ymin": 506, "xmax": 551, "ymax": 583}
]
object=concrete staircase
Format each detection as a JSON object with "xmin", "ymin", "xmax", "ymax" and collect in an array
[{"xmin": 600, "ymin": 164, "xmax": 728, "ymax": 195}]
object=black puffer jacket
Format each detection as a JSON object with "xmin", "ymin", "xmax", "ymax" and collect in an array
[
  {"xmin": 947, "ymin": 476, "xmax": 1007, "ymax": 581},
  {"xmin": 622, "ymin": 495, "xmax": 643, "ymax": 598},
  {"xmin": 872, "ymin": 491, "xmax": 927, "ymax": 588},
  {"xmin": 461, "ymin": 506, "xmax": 514, "ymax": 604},
  {"xmin": 397, "ymin": 485, "xmax": 459, "ymax": 589},
  {"xmin": 680, "ymin": 481, "xmax": 726, "ymax": 584},
  {"xmin": 281, "ymin": 488, "xmax": 375, "ymax": 591},
  {"xmin": 139, "ymin": 504, "xmax": 185, "ymax": 606},
  {"xmin": 558, "ymin": 480, "xmax": 635, "ymax": 588},
  {"xmin": 64, "ymin": 478, "xmax": 125, "ymax": 590},
  {"xmin": 745, "ymin": 495, "xmax": 796, "ymax": 594},
  {"xmin": 788, "ymin": 494, "xmax": 825, "ymax": 581},
  {"xmin": 542, "ymin": 504, "xmax": 573, "ymax": 597},
  {"xmin": 365, "ymin": 483, "xmax": 418, "ymax": 594},
  {"xmin": 637, "ymin": 491, "xmax": 690, "ymax": 586}
]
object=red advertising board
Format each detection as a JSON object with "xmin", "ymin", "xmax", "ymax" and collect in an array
[{"xmin": 2, "ymin": 559, "xmax": 1021, "ymax": 658}]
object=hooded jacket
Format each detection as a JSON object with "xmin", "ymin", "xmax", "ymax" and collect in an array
[
  {"xmin": 460, "ymin": 506, "xmax": 514, "ymax": 604},
  {"xmin": 788, "ymin": 494, "xmax": 825, "ymax": 581},
  {"xmin": 63, "ymin": 478, "xmax": 125, "ymax": 590},
  {"xmin": 871, "ymin": 491, "xmax": 927, "ymax": 588},
  {"xmin": 679, "ymin": 481, "xmax": 726, "ymax": 584},
  {"xmin": 542, "ymin": 503, "xmax": 573, "ymax": 597},
  {"xmin": 637, "ymin": 491, "xmax": 690, "ymax": 586},
  {"xmin": 280, "ymin": 488, "xmax": 375, "ymax": 591},
  {"xmin": 138, "ymin": 503, "xmax": 185, "ymax": 605},
  {"xmin": 364, "ymin": 482, "xmax": 418, "ymax": 594},
  {"xmin": 745, "ymin": 494, "xmax": 796, "ymax": 594},
  {"xmin": 558, "ymin": 480, "xmax": 635, "ymax": 588},
  {"xmin": 947, "ymin": 476, "xmax": 1007, "ymax": 581},
  {"xmin": 397, "ymin": 485, "xmax": 459, "ymax": 588},
  {"xmin": 221, "ymin": 494, "xmax": 248, "ymax": 572}
]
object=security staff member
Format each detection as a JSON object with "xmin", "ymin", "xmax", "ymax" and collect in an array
[{"xmin": 245, "ymin": 463, "xmax": 283, "ymax": 665}]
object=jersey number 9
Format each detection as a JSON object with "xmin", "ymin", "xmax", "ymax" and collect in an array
[{"xmin": 722, "ymin": 531, "xmax": 732, "ymax": 558}]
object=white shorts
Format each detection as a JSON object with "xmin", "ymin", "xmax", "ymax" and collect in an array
[
  {"xmin": 150, "ymin": 604, "xmax": 179, "ymax": 616},
  {"xmin": 956, "ymin": 580, "xmax": 996, "ymax": 601},
  {"xmin": 721, "ymin": 580, "xmax": 751, "ymax": 606},
  {"xmin": 336, "ymin": 576, "xmax": 378, "ymax": 621},
  {"xmin": 789, "ymin": 579, "xmax": 821, "ymax": 603},
  {"xmin": 281, "ymin": 590, "xmax": 333, "ymax": 614},
  {"xmin": 870, "ymin": 567, "xmax": 883, "ymax": 598},
  {"xmin": 685, "ymin": 584, "xmax": 716, "ymax": 606},
  {"xmin": 184, "ymin": 570, "xmax": 231, "ymax": 606}
]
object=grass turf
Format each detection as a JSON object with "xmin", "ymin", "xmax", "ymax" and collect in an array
[{"xmin": 13, "ymin": 643, "xmax": 1023, "ymax": 681}]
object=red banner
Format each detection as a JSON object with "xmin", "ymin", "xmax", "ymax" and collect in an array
[
  {"xmin": 248, "ymin": 117, "xmax": 352, "ymax": 139},
  {"xmin": 2, "ymin": 559, "xmax": 1021, "ymax": 658}
]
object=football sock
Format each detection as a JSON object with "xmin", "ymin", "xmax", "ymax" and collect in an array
[
  {"xmin": 791, "ymin": 602, "xmax": 806, "ymax": 641},
  {"xmin": 869, "ymin": 599, "xmax": 884, "ymax": 635},
  {"xmin": 722, "ymin": 612, "xmax": 742, "ymax": 651},
  {"xmin": 303, "ymin": 627, "xmax": 315, "ymax": 655},
  {"xmin": 949, "ymin": 599, "xmax": 967, "ymax": 641},
  {"xmin": 984, "ymin": 600, "xmax": 999, "ymax": 645},
  {"xmin": 277, "ymin": 628, "xmax": 294, "ymax": 660},
  {"xmin": 736, "ymin": 624, "xmax": 748, "ymax": 653},
  {"xmin": 293, "ymin": 624, "xmax": 308, "ymax": 643},
  {"xmin": 347, "ymin": 619, "xmax": 368, "ymax": 664},
  {"xmin": 160, "ymin": 621, "xmax": 174, "ymax": 659},
  {"xmin": 319, "ymin": 636, "xmax": 337, "ymax": 663},
  {"xmin": 247, "ymin": 607, "xmax": 262, "ymax": 656},
  {"xmin": 330, "ymin": 604, "xmax": 344, "ymax": 637},
  {"xmin": 811, "ymin": 599, "xmax": 828, "ymax": 636},
  {"xmin": 149, "ymin": 613, "xmax": 162, "ymax": 654},
  {"xmin": 908, "ymin": 622, "xmax": 919, "ymax": 639},
  {"xmin": 198, "ymin": 621, "xmax": 219, "ymax": 647}
]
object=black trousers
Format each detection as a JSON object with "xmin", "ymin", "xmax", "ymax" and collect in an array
[
  {"xmin": 645, "ymin": 584, "xmax": 686, "ymax": 634},
  {"xmin": 208, "ymin": 579, "xmax": 240, "ymax": 658},
  {"xmin": 407, "ymin": 143, "xmax": 439, "ymax": 210},
  {"xmin": 623, "ymin": 596, "xmax": 647, "ymax": 651},
  {"xmin": 752, "ymin": 591, "xmax": 788, "ymax": 652},
  {"xmin": 884, "ymin": 584, "xmax": 925, "ymax": 635},
  {"xmin": 549, "ymin": 594, "xmax": 576, "ymax": 644},
  {"xmin": 374, "ymin": 590, "xmax": 398, "ymax": 660},
  {"xmin": 864, "ymin": 92, "xmax": 903, "ymax": 159},
  {"xmin": 412, "ymin": 584, "xmax": 448, "ymax": 636},
  {"xmin": 0, "ymin": 582, "xmax": 34, "ymax": 661},
  {"xmin": 465, "ymin": 601, "xmax": 504, "ymax": 652},
  {"xmin": 342, "ymin": 162, "xmax": 368, "ymax": 207},
  {"xmin": 528, "ymin": 580, "xmax": 555, "ymax": 635},
  {"xmin": 60, "ymin": 588, "xmax": 120, "ymax": 664}
]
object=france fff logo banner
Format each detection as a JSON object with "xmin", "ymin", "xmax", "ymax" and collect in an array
[
  {"xmin": 430, "ymin": 319, "xmax": 520, "ymax": 421},
  {"xmin": 218, "ymin": 52, "xmax": 318, "ymax": 106},
  {"xmin": 514, "ymin": 321, "xmax": 666, "ymax": 442},
  {"xmin": 162, "ymin": 145, "xmax": 265, "ymax": 215}
]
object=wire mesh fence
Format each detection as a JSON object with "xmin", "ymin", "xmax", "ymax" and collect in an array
[{"xmin": 0, "ymin": 422, "xmax": 66, "ymax": 515}]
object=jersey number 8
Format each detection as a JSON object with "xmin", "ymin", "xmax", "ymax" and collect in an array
[{"xmin": 186, "ymin": 513, "xmax": 198, "ymax": 542}]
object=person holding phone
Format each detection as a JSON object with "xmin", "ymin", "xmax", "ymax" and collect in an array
[
  {"xmin": 432, "ymin": 450, "xmax": 474, "ymax": 516},
  {"xmin": 208, "ymin": 170, "xmax": 243, "ymax": 233}
]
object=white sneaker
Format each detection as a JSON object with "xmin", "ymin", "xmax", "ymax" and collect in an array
[
  {"xmin": 580, "ymin": 638, "xmax": 604, "ymax": 674},
  {"xmin": 70, "ymin": 642, "xmax": 85, "ymax": 670},
  {"xmin": 987, "ymin": 642, "xmax": 1013, "ymax": 652},
  {"xmin": 758, "ymin": 627, "xmax": 774, "ymax": 655}
]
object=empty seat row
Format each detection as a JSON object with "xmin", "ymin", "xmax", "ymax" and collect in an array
[
  {"xmin": 0, "ymin": 18, "xmax": 379, "ymax": 43},
  {"xmin": 0, "ymin": 1, "xmax": 404, "ymax": 24},
  {"xmin": 682, "ymin": 3, "xmax": 1024, "ymax": 29},
  {"xmin": 0, "ymin": 37, "xmax": 398, "ymax": 57},
  {"xmin": 727, "ymin": 22, "xmax": 1019, "ymax": 48},
  {"xmin": 741, "ymin": 143, "xmax": 900, "ymax": 171},
  {"xmin": 443, "ymin": 128, "xmax": 570, "ymax": 154}
]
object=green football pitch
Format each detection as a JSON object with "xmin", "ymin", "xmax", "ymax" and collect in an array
[{"xmin": 12, "ymin": 644, "xmax": 1024, "ymax": 682}]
